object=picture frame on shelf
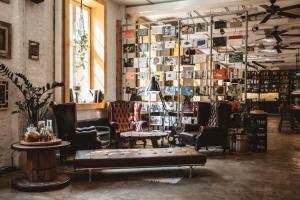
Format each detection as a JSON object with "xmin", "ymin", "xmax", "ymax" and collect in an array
[
  {"xmin": 162, "ymin": 26, "xmax": 176, "ymax": 37},
  {"xmin": 181, "ymin": 39, "xmax": 193, "ymax": 48},
  {"xmin": 165, "ymin": 71, "xmax": 177, "ymax": 81},
  {"xmin": 151, "ymin": 26, "xmax": 163, "ymax": 35},
  {"xmin": 229, "ymin": 52, "xmax": 243, "ymax": 63},
  {"xmin": 213, "ymin": 37, "xmax": 227, "ymax": 47},
  {"xmin": 0, "ymin": 21, "xmax": 12, "ymax": 59},
  {"xmin": 214, "ymin": 20, "xmax": 227, "ymax": 29},
  {"xmin": 138, "ymin": 43, "xmax": 149, "ymax": 52},
  {"xmin": 195, "ymin": 39, "xmax": 207, "ymax": 48},
  {"xmin": 151, "ymin": 42, "xmax": 163, "ymax": 51}
]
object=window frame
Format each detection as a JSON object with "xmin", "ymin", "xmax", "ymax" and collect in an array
[{"xmin": 64, "ymin": 0, "xmax": 107, "ymax": 110}]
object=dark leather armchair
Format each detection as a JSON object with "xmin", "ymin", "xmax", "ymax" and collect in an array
[
  {"xmin": 106, "ymin": 101, "xmax": 147, "ymax": 146},
  {"xmin": 179, "ymin": 101, "xmax": 231, "ymax": 151},
  {"xmin": 52, "ymin": 103, "xmax": 102, "ymax": 151}
]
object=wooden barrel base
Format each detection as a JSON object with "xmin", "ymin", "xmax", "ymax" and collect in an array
[{"xmin": 11, "ymin": 174, "xmax": 70, "ymax": 192}]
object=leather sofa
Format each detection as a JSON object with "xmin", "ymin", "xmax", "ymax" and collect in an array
[{"xmin": 179, "ymin": 101, "xmax": 231, "ymax": 151}]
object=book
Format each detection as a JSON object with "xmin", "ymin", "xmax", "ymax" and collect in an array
[
  {"xmin": 165, "ymin": 71, "xmax": 177, "ymax": 81},
  {"xmin": 125, "ymin": 72, "xmax": 135, "ymax": 80},
  {"xmin": 194, "ymin": 70, "xmax": 207, "ymax": 79},
  {"xmin": 151, "ymin": 26, "xmax": 163, "ymax": 35},
  {"xmin": 181, "ymin": 39, "xmax": 193, "ymax": 48},
  {"xmin": 164, "ymin": 56, "xmax": 177, "ymax": 66},
  {"xmin": 195, "ymin": 23, "xmax": 208, "ymax": 32},
  {"xmin": 124, "ymin": 58, "xmax": 134, "ymax": 68},
  {"xmin": 164, "ymin": 41, "xmax": 176, "ymax": 49},
  {"xmin": 164, "ymin": 86, "xmax": 177, "ymax": 96},
  {"xmin": 181, "ymin": 55, "xmax": 193, "ymax": 65},
  {"xmin": 229, "ymin": 52, "xmax": 243, "ymax": 63},
  {"xmin": 151, "ymin": 42, "xmax": 163, "ymax": 50},
  {"xmin": 195, "ymin": 39, "xmax": 207, "ymax": 48},
  {"xmin": 139, "ymin": 43, "xmax": 149, "ymax": 52},
  {"xmin": 214, "ymin": 20, "xmax": 227, "ymax": 29},
  {"xmin": 181, "ymin": 86, "xmax": 194, "ymax": 96},
  {"xmin": 137, "ymin": 72, "xmax": 148, "ymax": 80},
  {"xmin": 138, "ymin": 57, "xmax": 148, "ymax": 68},
  {"xmin": 213, "ymin": 37, "xmax": 227, "ymax": 47},
  {"xmin": 193, "ymin": 54, "xmax": 207, "ymax": 64},
  {"xmin": 162, "ymin": 26, "xmax": 176, "ymax": 37},
  {"xmin": 181, "ymin": 24, "xmax": 194, "ymax": 34},
  {"xmin": 137, "ymin": 28, "xmax": 148, "ymax": 37},
  {"xmin": 152, "ymin": 56, "xmax": 163, "ymax": 65},
  {"xmin": 124, "ymin": 29, "xmax": 135, "ymax": 39},
  {"xmin": 150, "ymin": 116, "xmax": 162, "ymax": 125},
  {"xmin": 213, "ymin": 53, "xmax": 225, "ymax": 61},
  {"xmin": 123, "ymin": 44, "xmax": 135, "ymax": 53},
  {"xmin": 181, "ymin": 70, "xmax": 194, "ymax": 79}
]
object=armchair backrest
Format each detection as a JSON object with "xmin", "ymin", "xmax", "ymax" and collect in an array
[
  {"xmin": 196, "ymin": 101, "xmax": 231, "ymax": 128},
  {"xmin": 196, "ymin": 102, "xmax": 211, "ymax": 126},
  {"xmin": 52, "ymin": 103, "xmax": 77, "ymax": 141},
  {"xmin": 107, "ymin": 101, "xmax": 142, "ymax": 132}
]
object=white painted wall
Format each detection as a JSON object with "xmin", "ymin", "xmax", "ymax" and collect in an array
[
  {"xmin": 0, "ymin": 0, "xmax": 124, "ymax": 166},
  {"xmin": 0, "ymin": 0, "xmax": 55, "ymax": 167}
]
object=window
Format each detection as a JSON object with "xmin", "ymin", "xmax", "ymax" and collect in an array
[{"xmin": 65, "ymin": 0, "xmax": 106, "ymax": 108}]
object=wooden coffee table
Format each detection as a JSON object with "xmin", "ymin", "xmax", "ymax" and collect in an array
[
  {"xmin": 11, "ymin": 141, "xmax": 70, "ymax": 192},
  {"xmin": 120, "ymin": 131, "xmax": 168, "ymax": 148}
]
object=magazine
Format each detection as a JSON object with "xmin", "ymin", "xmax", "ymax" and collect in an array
[
  {"xmin": 138, "ymin": 57, "xmax": 148, "ymax": 68},
  {"xmin": 124, "ymin": 29, "xmax": 136, "ymax": 39},
  {"xmin": 150, "ymin": 116, "xmax": 162, "ymax": 125},
  {"xmin": 137, "ymin": 72, "xmax": 148, "ymax": 80},
  {"xmin": 195, "ymin": 39, "xmax": 207, "ymax": 48},
  {"xmin": 137, "ymin": 28, "xmax": 148, "ymax": 37},
  {"xmin": 181, "ymin": 24, "xmax": 194, "ymax": 34},
  {"xmin": 194, "ymin": 70, "xmax": 206, "ymax": 79},
  {"xmin": 125, "ymin": 72, "xmax": 135, "ymax": 80},
  {"xmin": 213, "ymin": 53, "xmax": 225, "ymax": 61}
]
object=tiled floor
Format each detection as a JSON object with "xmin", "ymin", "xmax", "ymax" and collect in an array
[{"xmin": 0, "ymin": 116, "xmax": 300, "ymax": 200}]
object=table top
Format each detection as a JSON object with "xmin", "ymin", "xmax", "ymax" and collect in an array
[
  {"xmin": 11, "ymin": 141, "xmax": 70, "ymax": 151},
  {"xmin": 120, "ymin": 131, "xmax": 168, "ymax": 139}
]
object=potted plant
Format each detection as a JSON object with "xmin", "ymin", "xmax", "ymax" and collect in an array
[{"xmin": 0, "ymin": 64, "xmax": 64, "ymax": 126}]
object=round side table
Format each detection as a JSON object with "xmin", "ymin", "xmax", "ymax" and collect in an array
[{"xmin": 11, "ymin": 141, "xmax": 71, "ymax": 192}]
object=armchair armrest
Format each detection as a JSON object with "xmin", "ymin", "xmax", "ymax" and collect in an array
[
  {"xmin": 109, "ymin": 122, "xmax": 119, "ymax": 132},
  {"xmin": 183, "ymin": 124, "xmax": 201, "ymax": 132}
]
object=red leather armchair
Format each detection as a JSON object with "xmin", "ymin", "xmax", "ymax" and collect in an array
[{"xmin": 107, "ymin": 101, "xmax": 147, "ymax": 146}]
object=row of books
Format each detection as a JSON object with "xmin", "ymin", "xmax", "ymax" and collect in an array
[
  {"xmin": 125, "ymin": 70, "xmax": 211, "ymax": 80},
  {"xmin": 123, "ymin": 20, "xmax": 243, "ymax": 39},
  {"xmin": 149, "ymin": 116, "xmax": 197, "ymax": 126}
]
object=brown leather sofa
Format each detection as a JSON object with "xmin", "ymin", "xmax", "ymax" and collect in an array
[{"xmin": 179, "ymin": 101, "xmax": 231, "ymax": 151}]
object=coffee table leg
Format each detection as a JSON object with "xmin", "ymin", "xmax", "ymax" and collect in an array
[
  {"xmin": 151, "ymin": 139, "xmax": 158, "ymax": 148},
  {"xmin": 129, "ymin": 139, "xmax": 136, "ymax": 148}
]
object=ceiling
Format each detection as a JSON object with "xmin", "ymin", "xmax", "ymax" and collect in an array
[{"xmin": 117, "ymin": 0, "xmax": 300, "ymax": 69}]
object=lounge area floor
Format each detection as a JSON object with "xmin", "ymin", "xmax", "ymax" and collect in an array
[{"xmin": 1, "ymin": 116, "xmax": 300, "ymax": 200}]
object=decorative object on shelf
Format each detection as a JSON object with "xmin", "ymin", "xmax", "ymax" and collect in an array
[
  {"xmin": 0, "ymin": 21, "xmax": 11, "ymax": 59},
  {"xmin": 0, "ymin": 64, "xmax": 64, "ymax": 126},
  {"xmin": 0, "ymin": 80, "xmax": 8, "ymax": 110},
  {"xmin": 28, "ymin": 40, "xmax": 39, "ymax": 60}
]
